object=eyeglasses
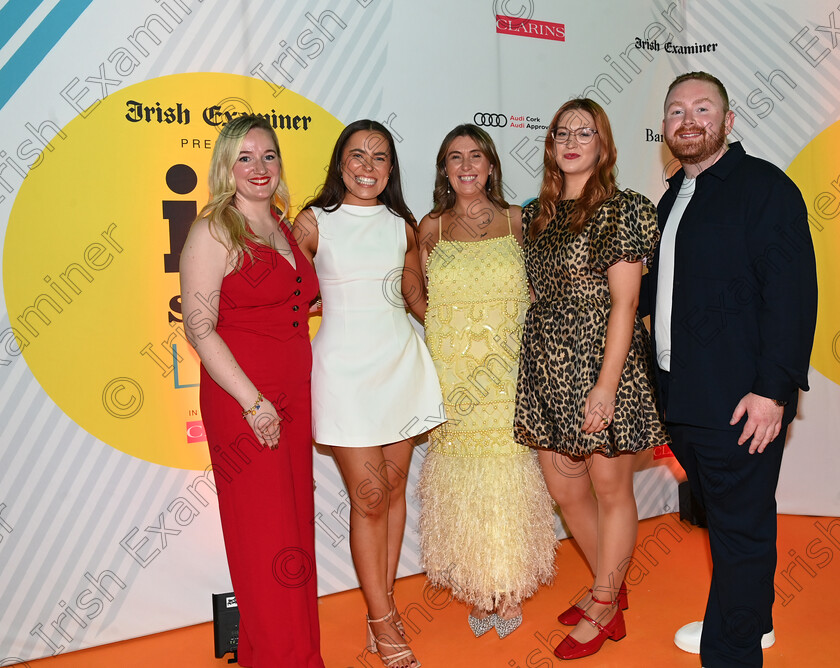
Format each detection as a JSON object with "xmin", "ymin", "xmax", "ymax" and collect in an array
[{"xmin": 552, "ymin": 127, "xmax": 598, "ymax": 144}]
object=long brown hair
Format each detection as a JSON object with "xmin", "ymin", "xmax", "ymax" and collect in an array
[
  {"xmin": 530, "ymin": 98, "xmax": 617, "ymax": 239},
  {"xmin": 195, "ymin": 115, "xmax": 290, "ymax": 268},
  {"xmin": 429, "ymin": 124, "xmax": 509, "ymax": 217},
  {"xmin": 303, "ymin": 119, "xmax": 416, "ymax": 227}
]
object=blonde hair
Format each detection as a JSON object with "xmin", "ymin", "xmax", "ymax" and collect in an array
[{"xmin": 195, "ymin": 115, "xmax": 290, "ymax": 268}]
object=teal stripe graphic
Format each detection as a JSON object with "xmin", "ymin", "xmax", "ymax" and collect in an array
[
  {"xmin": 0, "ymin": 0, "xmax": 93, "ymax": 110},
  {"xmin": 0, "ymin": 0, "xmax": 45, "ymax": 50}
]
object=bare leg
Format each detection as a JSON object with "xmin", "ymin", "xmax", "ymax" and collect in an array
[
  {"xmin": 381, "ymin": 438, "xmax": 415, "ymax": 631},
  {"xmin": 331, "ymin": 445, "xmax": 417, "ymax": 667},
  {"xmin": 381, "ymin": 439, "xmax": 414, "ymax": 589},
  {"xmin": 539, "ymin": 449, "xmax": 598, "ymax": 572},
  {"xmin": 567, "ymin": 452, "xmax": 638, "ymax": 643}
]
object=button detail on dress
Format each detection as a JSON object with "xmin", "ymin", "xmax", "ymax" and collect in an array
[
  {"xmin": 292, "ymin": 305, "xmax": 299, "ymax": 312},
  {"xmin": 296, "ymin": 276, "xmax": 302, "ymax": 283},
  {"xmin": 292, "ymin": 321, "xmax": 299, "ymax": 327},
  {"xmin": 294, "ymin": 289, "xmax": 301, "ymax": 296}
]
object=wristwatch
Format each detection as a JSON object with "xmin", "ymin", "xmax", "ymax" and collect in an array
[{"xmin": 772, "ymin": 397, "xmax": 788, "ymax": 407}]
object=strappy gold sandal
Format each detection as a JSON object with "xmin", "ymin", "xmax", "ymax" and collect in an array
[
  {"xmin": 387, "ymin": 589, "xmax": 405, "ymax": 637},
  {"xmin": 366, "ymin": 608, "xmax": 420, "ymax": 668}
]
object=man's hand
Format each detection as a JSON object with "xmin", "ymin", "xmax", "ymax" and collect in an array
[{"xmin": 730, "ymin": 392, "xmax": 783, "ymax": 454}]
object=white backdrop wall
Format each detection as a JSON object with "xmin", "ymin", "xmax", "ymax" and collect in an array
[{"xmin": 1, "ymin": 0, "xmax": 838, "ymax": 662}]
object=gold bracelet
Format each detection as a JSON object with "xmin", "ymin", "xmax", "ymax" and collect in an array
[{"xmin": 241, "ymin": 391, "xmax": 264, "ymax": 419}]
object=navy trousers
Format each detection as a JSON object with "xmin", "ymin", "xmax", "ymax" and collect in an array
[{"xmin": 668, "ymin": 423, "xmax": 787, "ymax": 668}]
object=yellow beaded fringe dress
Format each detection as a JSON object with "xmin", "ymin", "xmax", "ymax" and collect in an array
[{"xmin": 418, "ymin": 219, "xmax": 556, "ymax": 610}]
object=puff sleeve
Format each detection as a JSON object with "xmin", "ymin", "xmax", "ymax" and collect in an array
[{"xmin": 588, "ymin": 189, "xmax": 660, "ymax": 273}]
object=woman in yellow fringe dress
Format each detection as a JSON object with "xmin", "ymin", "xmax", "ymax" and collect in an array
[{"xmin": 417, "ymin": 124, "xmax": 556, "ymax": 639}]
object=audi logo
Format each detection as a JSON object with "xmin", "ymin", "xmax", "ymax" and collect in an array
[{"xmin": 473, "ymin": 113, "xmax": 508, "ymax": 128}]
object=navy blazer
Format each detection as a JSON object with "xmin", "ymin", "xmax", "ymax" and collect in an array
[{"xmin": 645, "ymin": 142, "xmax": 817, "ymax": 430}]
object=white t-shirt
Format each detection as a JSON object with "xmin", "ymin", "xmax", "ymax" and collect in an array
[{"xmin": 655, "ymin": 177, "xmax": 696, "ymax": 372}]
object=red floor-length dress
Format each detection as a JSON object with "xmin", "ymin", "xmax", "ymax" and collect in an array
[{"xmin": 199, "ymin": 221, "xmax": 324, "ymax": 668}]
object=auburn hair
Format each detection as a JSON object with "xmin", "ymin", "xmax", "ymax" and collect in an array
[
  {"xmin": 666, "ymin": 71, "xmax": 730, "ymax": 113},
  {"xmin": 530, "ymin": 98, "xmax": 617, "ymax": 239}
]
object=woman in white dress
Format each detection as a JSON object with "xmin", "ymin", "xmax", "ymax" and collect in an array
[{"xmin": 296, "ymin": 120, "xmax": 443, "ymax": 668}]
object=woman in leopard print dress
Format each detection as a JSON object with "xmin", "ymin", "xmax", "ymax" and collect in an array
[{"xmin": 513, "ymin": 98, "xmax": 669, "ymax": 660}]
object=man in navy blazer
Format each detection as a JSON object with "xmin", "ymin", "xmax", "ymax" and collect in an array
[{"xmin": 648, "ymin": 72, "xmax": 817, "ymax": 667}]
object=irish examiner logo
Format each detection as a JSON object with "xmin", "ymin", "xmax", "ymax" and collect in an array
[{"xmin": 496, "ymin": 15, "xmax": 565, "ymax": 42}]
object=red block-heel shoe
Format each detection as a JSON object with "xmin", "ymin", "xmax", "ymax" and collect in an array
[
  {"xmin": 557, "ymin": 581, "xmax": 628, "ymax": 625},
  {"xmin": 554, "ymin": 593, "xmax": 626, "ymax": 660}
]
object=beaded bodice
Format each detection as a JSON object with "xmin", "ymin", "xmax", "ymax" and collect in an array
[{"xmin": 424, "ymin": 234, "xmax": 531, "ymax": 457}]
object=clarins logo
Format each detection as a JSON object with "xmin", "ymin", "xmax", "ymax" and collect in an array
[
  {"xmin": 496, "ymin": 15, "xmax": 565, "ymax": 42},
  {"xmin": 186, "ymin": 420, "xmax": 206, "ymax": 443}
]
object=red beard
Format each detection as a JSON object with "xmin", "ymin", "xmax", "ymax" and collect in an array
[{"xmin": 666, "ymin": 119, "xmax": 727, "ymax": 164}]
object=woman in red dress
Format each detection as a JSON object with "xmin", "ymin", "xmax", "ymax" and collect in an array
[{"xmin": 179, "ymin": 115, "xmax": 324, "ymax": 667}]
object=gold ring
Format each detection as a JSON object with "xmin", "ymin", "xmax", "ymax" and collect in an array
[{"xmin": 601, "ymin": 418, "xmax": 610, "ymax": 426}]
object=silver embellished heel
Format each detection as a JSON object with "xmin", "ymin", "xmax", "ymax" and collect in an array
[
  {"xmin": 495, "ymin": 613, "xmax": 522, "ymax": 639},
  {"xmin": 468, "ymin": 612, "xmax": 497, "ymax": 637}
]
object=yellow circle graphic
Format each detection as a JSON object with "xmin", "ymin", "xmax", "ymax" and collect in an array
[
  {"xmin": 786, "ymin": 120, "xmax": 840, "ymax": 386},
  {"xmin": 3, "ymin": 73, "xmax": 341, "ymax": 469}
]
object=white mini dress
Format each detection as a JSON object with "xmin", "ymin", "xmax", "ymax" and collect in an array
[{"xmin": 311, "ymin": 204, "xmax": 445, "ymax": 446}]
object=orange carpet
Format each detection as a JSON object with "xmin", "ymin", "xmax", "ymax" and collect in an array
[{"xmin": 19, "ymin": 514, "xmax": 838, "ymax": 667}]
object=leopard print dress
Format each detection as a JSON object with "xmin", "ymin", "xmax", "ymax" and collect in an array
[{"xmin": 513, "ymin": 189, "xmax": 669, "ymax": 457}]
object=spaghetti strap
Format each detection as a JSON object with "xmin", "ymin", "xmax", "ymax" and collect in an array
[
  {"xmin": 438, "ymin": 214, "xmax": 443, "ymax": 240},
  {"xmin": 505, "ymin": 207, "xmax": 512, "ymax": 235}
]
